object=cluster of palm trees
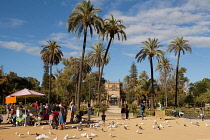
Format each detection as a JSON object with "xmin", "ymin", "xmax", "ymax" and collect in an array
[
  {"xmin": 135, "ymin": 37, "xmax": 191, "ymax": 108},
  {"xmin": 40, "ymin": 0, "xmax": 192, "ymax": 109},
  {"xmin": 40, "ymin": 0, "xmax": 126, "ymax": 109}
]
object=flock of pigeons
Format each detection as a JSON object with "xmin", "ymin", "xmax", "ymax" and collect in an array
[{"xmin": 13, "ymin": 118, "xmax": 210, "ymax": 140}]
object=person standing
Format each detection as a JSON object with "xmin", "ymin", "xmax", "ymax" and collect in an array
[
  {"xmin": 101, "ymin": 112, "xmax": 106, "ymax": 123},
  {"xmin": 69, "ymin": 102, "xmax": 75, "ymax": 123},
  {"xmin": 87, "ymin": 103, "xmax": 92, "ymax": 121},
  {"xmin": 6, "ymin": 104, "xmax": 10, "ymax": 121},
  {"xmin": 200, "ymin": 108, "xmax": 204, "ymax": 121},
  {"xmin": 125, "ymin": 104, "xmax": 129, "ymax": 119},
  {"xmin": 58, "ymin": 108, "xmax": 64, "ymax": 130},
  {"xmin": 121, "ymin": 104, "xmax": 126, "ymax": 120},
  {"xmin": 140, "ymin": 103, "xmax": 145, "ymax": 120}
]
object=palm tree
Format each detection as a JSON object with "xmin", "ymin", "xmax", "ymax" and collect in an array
[
  {"xmin": 66, "ymin": 0, "xmax": 103, "ymax": 109},
  {"xmin": 135, "ymin": 38, "xmax": 165, "ymax": 109},
  {"xmin": 87, "ymin": 42, "xmax": 110, "ymax": 99},
  {"xmin": 40, "ymin": 40, "xmax": 63, "ymax": 104},
  {"xmin": 156, "ymin": 57, "xmax": 173, "ymax": 107},
  {"xmin": 98, "ymin": 14, "xmax": 126, "ymax": 102},
  {"xmin": 167, "ymin": 37, "xmax": 192, "ymax": 107}
]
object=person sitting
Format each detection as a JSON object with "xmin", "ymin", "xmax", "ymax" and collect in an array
[{"xmin": 177, "ymin": 107, "xmax": 184, "ymax": 118}]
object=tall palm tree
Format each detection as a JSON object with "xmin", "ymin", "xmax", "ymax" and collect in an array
[
  {"xmin": 98, "ymin": 14, "xmax": 126, "ymax": 102},
  {"xmin": 156, "ymin": 57, "xmax": 173, "ymax": 107},
  {"xmin": 40, "ymin": 40, "xmax": 63, "ymax": 104},
  {"xmin": 66, "ymin": 0, "xmax": 103, "ymax": 109},
  {"xmin": 87, "ymin": 42, "xmax": 110, "ymax": 98},
  {"xmin": 167, "ymin": 37, "xmax": 192, "ymax": 107},
  {"xmin": 135, "ymin": 38, "xmax": 165, "ymax": 109}
]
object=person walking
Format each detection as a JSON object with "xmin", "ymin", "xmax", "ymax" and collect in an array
[
  {"xmin": 140, "ymin": 103, "xmax": 145, "ymax": 120},
  {"xmin": 69, "ymin": 102, "xmax": 75, "ymax": 123},
  {"xmin": 200, "ymin": 108, "xmax": 204, "ymax": 121},
  {"xmin": 121, "ymin": 104, "xmax": 126, "ymax": 120},
  {"xmin": 58, "ymin": 108, "xmax": 65, "ymax": 130},
  {"xmin": 125, "ymin": 104, "xmax": 129, "ymax": 119},
  {"xmin": 87, "ymin": 103, "xmax": 92, "ymax": 121}
]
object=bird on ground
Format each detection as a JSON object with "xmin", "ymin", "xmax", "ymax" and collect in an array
[
  {"xmin": 139, "ymin": 126, "xmax": 143, "ymax": 130},
  {"xmin": 196, "ymin": 122, "xmax": 199, "ymax": 126},
  {"xmin": 109, "ymin": 133, "xmax": 113, "ymax": 137},
  {"xmin": 15, "ymin": 132, "xmax": 18, "ymax": 135},
  {"xmin": 124, "ymin": 126, "xmax": 128, "ymax": 130},
  {"xmin": 156, "ymin": 126, "xmax": 161, "ymax": 130},
  {"xmin": 27, "ymin": 131, "xmax": 30, "ymax": 135},
  {"xmin": 191, "ymin": 122, "xmax": 195, "ymax": 125},
  {"xmin": 167, "ymin": 123, "xmax": 171, "ymax": 127},
  {"xmin": 136, "ymin": 123, "xmax": 138, "ymax": 126},
  {"xmin": 53, "ymin": 137, "xmax": 58, "ymax": 140},
  {"xmin": 49, "ymin": 131, "xmax": 53, "ymax": 135},
  {"xmin": 81, "ymin": 133, "xmax": 87, "ymax": 137},
  {"xmin": 159, "ymin": 124, "xmax": 164, "ymax": 128},
  {"xmin": 35, "ymin": 133, "xmax": 40, "ymax": 136},
  {"xmin": 64, "ymin": 134, "xmax": 69, "ymax": 138},
  {"xmin": 71, "ymin": 134, "xmax": 76, "ymax": 139},
  {"xmin": 176, "ymin": 122, "xmax": 180, "ymax": 125},
  {"xmin": 184, "ymin": 124, "xmax": 187, "ymax": 127},
  {"xmin": 152, "ymin": 125, "xmax": 156, "ymax": 129},
  {"xmin": 205, "ymin": 123, "xmax": 209, "ymax": 127},
  {"xmin": 86, "ymin": 134, "xmax": 92, "ymax": 140},
  {"xmin": 136, "ymin": 130, "xmax": 139, "ymax": 134},
  {"xmin": 91, "ymin": 133, "xmax": 98, "ymax": 137},
  {"xmin": 140, "ymin": 123, "xmax": 144, "ymax": 125},
  {"xmin": 36, "ymin": 134, "xmax": 51, "ymax": 140},
  {"xmin": 41, "ymin": 126, "xmax": 44, "ymax": 129},
  {"xmin": 18, "ymin": 134, "xmax": 22, "ymax": 137},
  {"xmin": 102, "ymin": 128, "xmax": 104, "ymax": 132}
]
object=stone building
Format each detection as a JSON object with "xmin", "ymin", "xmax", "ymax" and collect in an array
[{"xmin": 105, "ymin": 82, "xmax": 125, "ymax": 105}]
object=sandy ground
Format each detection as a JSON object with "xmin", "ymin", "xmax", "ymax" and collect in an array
[{"xmin": 0, "ymin": 114, "xmax": 210, "ymax": 140}]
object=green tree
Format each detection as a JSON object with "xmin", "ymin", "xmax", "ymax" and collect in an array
[
  {"xmin": 135, "ymin": 38, "xmax": 165, "ymax": 109},
  {"xmin": 41, "ymin": 64, "xmax": 49, "ymax": 90},
  {"xmin": 156, "ymin": 57, "xmax": 173, "ymax": 107},
  {"xmin": 66, "ymin": 0, "xmax": 103, "ymax": 109},
  {"xmin": 40, "ymin": 40, "xmax": 63, "ymax": 104},
  {"xmin": 87, "ymin": 42, "xmax": 109, "ymax": 101},
  {"xmin": 167, "ymin": 37, "xmax": 192, "ymax": 107},
  {"xmin": 99, "ymin": 14, "xmax": 126, "ymax": 102},
  {"xmin": 129, "ymin": 62, "xmax": 138, "ymax": 101}
]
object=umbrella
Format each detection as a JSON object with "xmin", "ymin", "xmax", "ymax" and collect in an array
[{"xmin": 7, "ymin": 88, "xmax": 45, "ymax": 126}]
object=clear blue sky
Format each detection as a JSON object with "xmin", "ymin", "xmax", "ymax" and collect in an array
[{"xmin": 0, "ymin": 0, "xmax": 210, "ymax": 85}]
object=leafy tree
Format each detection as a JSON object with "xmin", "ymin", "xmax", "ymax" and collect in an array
[
  {"xmin": 99, "ymin": 14, "xmax": 126, "ymax": 102},
  {"xmin": 66, "ymin": 0, "xmax": 103, "ymax": 109},
  {"xmin": 129, "ymin": 62, "xmax": 138, "ymax": 101},
  {"xmin": 167, "ymin": 37, "xmax": 192, "ymax": 107},
  {"xmin": 41, "ymin": 64, "xmax": 49, "ymax": 90},
  {"xmin": 40, "ymin": 40, "xmax": 63, "ymax": 104},
  {"xmin": 156, "ymin": 57, "xmax": 173, "ymax": 107},
  {"xmin": 135, "ymin": 38, "xmax": 165, "ymax": 109}
]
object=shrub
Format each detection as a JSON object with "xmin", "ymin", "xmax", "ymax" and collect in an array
[{"xmin": 93, "ymin": 103, "xmax": 109, "ymax": 113}]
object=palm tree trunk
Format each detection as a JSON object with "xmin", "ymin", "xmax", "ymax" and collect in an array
[
  {"xmin": 150, "ymin": 57, "xmax": 154, "ymax": 109},
  {"xmin": 97, "ymin": 64, "xmax": 101, "ymax": 104},
  {"xmin": 164, "ymin": 69, "xmax": 167, "ymax": 107},
  {"xmin": 99, "ymin": 37, "xmax": 113, "ymax": 103},
  {"xmin": 77, "ymin": 28, "xmax": 87, "ymax": 110},
  {"xmin": 48, "ymin": 64, "xmax": 52, "ymax": 104},
  {"xmin": 175, "ymin": 51, "xmax": 181, "ymax": 108}
]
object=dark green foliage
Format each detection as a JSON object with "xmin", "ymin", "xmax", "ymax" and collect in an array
[{"xmin": 41, "ymin": 64, "xmax": 49, "ymax": 90}]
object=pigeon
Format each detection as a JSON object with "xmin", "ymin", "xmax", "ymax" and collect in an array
[
  {"xmin": 124, "ymin": 126, "xmax": 128, "ymax": 130},
  {"xmin": 159, "ymin": 124, "xmax": 164, "ymax": 128},
  {"xmin": 27, "ymin": 131, "xmax": 30, "ymax": 135},
  {"xmin": 102, "ymin": 128, "xmax": 104, "ymax": 132},
  {"xmin": 15, "ymin": 132, "xmax": 18, "ymax": 135},
  {"xmin": 136, "ymin": 130, "xmax": 139, "ymax": 134},
  {"xmin": 49, "ymin": 131, "xmax": 53, "ymax": 135},
  {"xmin": 205, "ymin": 123, "xmax": 209, "ymax": 127},
  {"xmin": 35, "ymin": 133, "xmax": 40, "ymax": 136},
  {"xmin": 91, "ymin": 133, "xmax": 98, "ymax": 137},
  {"xmin": 167, "ymin": 123, "xmax": 171, "ymax": 127},
  {"xmin": 36, "ymin": 134, "xmax": 51, "ymax": 140},
  {"xmin": 156, "ymin": 126, "xmax": 161, "ymax": 130},
  {"xmin": 136, "ymin": 123, "xmax": 138, "ymax": 126},
  {"xmin": 81, "ymin": 133, "xmax": 87, "ymax": 137},
  {"xmin": 196, "ymin": 122, "xmax": 199, "ymax": 126},
  {"xmin": 184, "ymin": 124, "xmax": 187, "ymax": 127},
  {"xmin": 18, "ymin": 134, "xmax": 22, "ymax": 137},
  {"xmin": 139, "ymin": 126, "xmax": 143, "ymax": 130},
  {"xmin": 152, "ymin": 125, "xmax": 156, "ymax": 129},
  {"xmin": 41, "ymin": 126, "xmax": 45, "ymax": 129},
  {"xmin": 176, "ymin": 122, "xmax": 180, "ymax": 125},
  {"xmin": 86, "ymin": 134, "xmax": 92, "ymax": 140},
  {"xmin": 71, "ymin": 134, "xmax": 76, "ymax": 139},
  {"xmin": 109, "ymin": 133, "xmax": 113, "ymax": 137},
  {"xmin": 140, "ymin": 123, "xmax": 144, "ymax": 125},
  {"xmin": 53, "ymin": 137, "xmax": 58, "ymax": 140}
]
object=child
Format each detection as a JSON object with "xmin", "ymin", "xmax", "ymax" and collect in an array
[
  {"xmin": 0, "ymin": 114, "xmax": 3, "ymax": 124},
  {"xmin": 101, "ymin": 112, "xmax": 106, "ymax": 124}
]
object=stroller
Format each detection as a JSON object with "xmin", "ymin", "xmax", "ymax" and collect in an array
[{"xmin": 49, "ymin": 111, "xmax": 58, "ymax": 129}]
